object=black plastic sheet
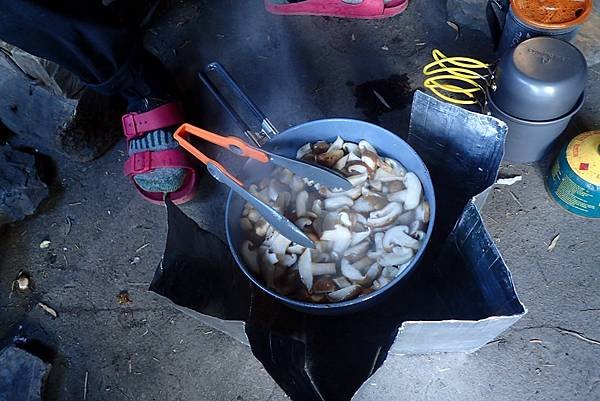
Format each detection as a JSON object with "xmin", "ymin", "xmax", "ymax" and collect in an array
[{"xmin": 150, "ymin": 91, "xmax": 525, "ymax": 401}]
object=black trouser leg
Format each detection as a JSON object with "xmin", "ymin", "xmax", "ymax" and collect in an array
[{"xmin": 0, "ymin": 0, "xmax": 177, "ymax": 108}]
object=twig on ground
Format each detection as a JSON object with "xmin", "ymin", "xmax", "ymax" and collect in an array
[
  {"xmin": 83, "ymin": 371, "xmax": 88, "ymax": 400},
  {"xmin": 556, "ymin": 327, "xmax": 600, "ymax": 346}
]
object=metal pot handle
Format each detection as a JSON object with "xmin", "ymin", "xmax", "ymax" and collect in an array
[
  {"xmin": 486, "ymin": 0, "xmax": 508, "ymax": 50},
  {"xmin": 199, "ymin": 62, "xmax": 278, "ymax": 148}
]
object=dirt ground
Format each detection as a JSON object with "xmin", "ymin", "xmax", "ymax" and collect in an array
[{"xmin": 1, "ymin": 1, "xmax": 599, "ymax": 400}]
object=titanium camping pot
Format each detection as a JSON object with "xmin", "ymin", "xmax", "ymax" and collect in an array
[{"xmin": 200, "ymin": 63, "xmax": 436, "ymax": 315}]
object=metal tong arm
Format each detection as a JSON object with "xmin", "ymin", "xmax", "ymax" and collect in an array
[
  {"xmin": 173, "ymin": 123, "xmax": 269, "ymax": 187},
  {"xmin": 206, "ymin": 164, "xmax": 315, "ymax": 249},
  {"xmin": 199, "ymin": 62, "xmax": 278, "ymax": 147}
]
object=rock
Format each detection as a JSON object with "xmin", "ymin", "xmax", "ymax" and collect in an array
[
  {"xmin": 0, "ymin": 145, "xmax": 49, "ymax": 226},
  {"xmin": 0, "ymin": 41, "xmax": 121, "ymax": 162},
  {"xmin": 446, "ymin": 0, "xmax": 489, "ymax": 34},
  {"xmin": 0, "ymin": 346, "xmax": 51, "ymax": 401}
]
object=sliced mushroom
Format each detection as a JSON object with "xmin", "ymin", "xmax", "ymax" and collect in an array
[
  {"xmin": 324, "ymin": 196, "xmax": 353, "ymax": 210},
  {"xmin": 353, "ymin": 256, "xmax": 374, "ymax": 274},
  {"xmin": 347, "ymin": 173, "xmax": 368, "ymax": 187},
  {"xmin": 356, "ymin": 263, "xmax": 381, "ymax": 287},
  {"xmin": 334, "ymin": 154, "xmax": 350, "ymax": 170},
  {"xmin": 339, "ymin": 211, "xmax": 352, "ymax": 227},
  {"xmin": 361, "ymin": 151, "xmax": 379, "ymax": 171},
  {"xmin": 294, "ymin": 217, "xmax": 313, "ymax": 231},
  {"xmin": 378, "ymin": 157, "xmax": 406, "ymax": 177},
  {"xmin": 291, "ymin": 175, "xmax": 305, "ymax": 192},
  {"xmin": 288, "ymin": 244, "xmax": 305, "ymax": 254},
  {"xmin": 329, "ymin": 136, "xmax": 344, "ymax": 151},
  {"xmin": 296, "ymin": 143, "xmax": 312, "ymax": 159},
  {"xmin": 269, "ymin": 179, "xmax": 289, "ymax": 202},
  {"xmin": 311, "ymin": 248, "xmax": 331, "ymax": 263},
  {"xmin": 343, "ymin": 241, "xmax": 370, "ymax": 262},
  {"xmin": 247, "ymin": 208, "xmax": 261, "ymax": 223},
  {"xmin": 395, "ymin": 202, "xmax": 430, "ymax": 225},
  {"xmin": 381, "ymin": 266, "xmax": 399, "ymax": 278},
  {"xmin": 378, "ymin": 246, "xmax": 414, "ymax": 266},
  {"xmin": 298, "ymin": 248, "xmax": 313, "ymax": 290},
  {"xmin": 275, "ymin": 192, "xmax": 291, "ymax": 212},
  {"xmin": 279, "ymin": 168, "xmax": 294, "ymax": 185},
  {"xmin": 341, "ymin": 259, "xmax": 365, "ymax": 281},
  {"xmin": 255, "ymin": 219, "xmax": 270, "ymax": 237},
  {"xmin": 249, "ymin": 184, "xmax": 270, "ymax": 203},
  {"xmin": 316, "ymin": 149, "xmax": 344, "ymax": 168},
  {"xmin": 241, "ymin": 240, "xmax": 260, "ymax": 274},
  {"xmin": 269, "ymin": 234, "xmax": 292, "ymax": 255},
  {"xmin": 409, "ymin": 220, "xmax": 424, "ymax": 235},
  {"xmin": 323, "ymin": 186, "xmax": 361, "ymax": 200},
  {"xmin": 368, "ymin": 232, "xmax": 385, "ymax": 259},
  {"xmin": 333, "ymin": 276, "xmax": 352, "ymax": 289},
  {"xmin": 387, "ymin": 181, "xmax": 405, "ymax": 193},
  {"xmin": 279, "ymin": 253, "xmax": 298, "ymax": 267},
  {"xmin": 313, "ymin": 141, "xmax": 330, "ymax": 154},
  {"xmin": 343, "ymin": 142, "xmax": 359, "ymax": 154},
  {"xmin": 312, "ymin": 263, "xmax": 337, "ymax": 276},
  {"xmin": 327, "ymin": 285, "xmax": 362, "ymax": 302},
  {"xmin": 312, "ymin": 199, "xmax": 324, "ymax": 216},
  {"xmin": 321, "ymin": 212, "xmax": 339, "ymax": 232},
  {"xmin": 346, "ymin": 161, "xmax": 370, "ymax": 175},
  {"xmin": 412, "ymin": 230, "xmax": 426, "ymax": 240},
  {"xmin": 373, "ymin": 276, "xmax": 390, "ymax": 290},
  {"xmin": 350, "ymin": 227, "xmax": 371, "ymax": 246},
  {"xmin": 403, "ymin": 172, "xmax": 422, "ymax": 210},
  {"xmin": 347, "ymin": 152, "xmax": 361, "ymax": 162},
  {"xmin": 358, "ymin": 140, "xmax": 377, "ymax": 154},
  {"xmin": 415, "ymin": 201, "xmax": 430, "ymax": 224},
  {"xmin": 374, "ymin": 167, "xmax": 403, "ymax": 182},
  {"xmin": 367, "ymin": 202, "xmax": 403, "ymax": 227},
  {"xmin": 321, "ymin": 224, "xmax": 352, "ymax": 255},
  {"xmin": 370, "ymin": 179, "xmax": 383, "ymax": 191},
  {"xmin": 296, "ymin": 190, "xmax": 309, "ymax": 217},
  {"xmin": 382, "ymin": 225, "xmax": 420, "ymax": 250},
  {"xmin": 352, "ymin": 195, "xmax": 387, "ymax": 213},
  {"xmin": 240, "ymin": 217, "xmax": 253, "ymax": 231}
]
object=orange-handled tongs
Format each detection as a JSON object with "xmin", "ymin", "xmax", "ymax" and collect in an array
[{"xmin": 173, "ymin": 123, "xmax": 352, "ymax": 248}]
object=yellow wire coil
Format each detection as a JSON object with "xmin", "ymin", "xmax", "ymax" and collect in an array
[{"xmin": 422, "ymin": 49, "xmax": 492, "ymax": 105}]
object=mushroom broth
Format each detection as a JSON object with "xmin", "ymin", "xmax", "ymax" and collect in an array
[{"xmin": 240, "ymin": 137, "xmax": 430, "ymax": 303}]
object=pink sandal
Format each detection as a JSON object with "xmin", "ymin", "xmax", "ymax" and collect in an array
[
  {"xmin": 122, "ymin": 103, "xmax": 198, "ymax": 205},
  {"xmin": 265, "ymin": 0, "xmax": 409, "ymax": 19}
]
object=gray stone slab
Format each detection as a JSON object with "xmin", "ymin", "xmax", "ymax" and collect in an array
[{"xmin": 0, "ymin": 347, "xmax": 51, "ymax": 401}]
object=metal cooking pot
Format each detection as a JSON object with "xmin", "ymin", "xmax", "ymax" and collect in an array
[
  {"xmin": 201, "ymin": 63, "xmax": 436, "ymax": 315},
  {"xmin": 491, "ymin": 37, "xmax": 587, "ymax": 122}
]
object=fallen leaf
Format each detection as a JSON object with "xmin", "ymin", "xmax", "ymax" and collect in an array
[
  {"xmin": 39, "ymin": 240, "xmax": 51, "ymax": 249},
  {"xmin": 117, "ymin": 290, "xmax": 132, "ymax": 305},
  {"xmin": 547, "ymin": 234, "xmax": 560, "ymax": 252},
  {"xmin": 496, "ymin": 175, "xmax": 522, "ymax": 186},
  {"xmin": 38, "ymin": 302, "xmax": 58, "ymax": 318},
  {"xmin": 446, "ymin": 20, "xmax": 460, "ymax": 39},
  {"xmin": 130, "ymin": 256, "xmax": 141, "ymax": 265}
]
